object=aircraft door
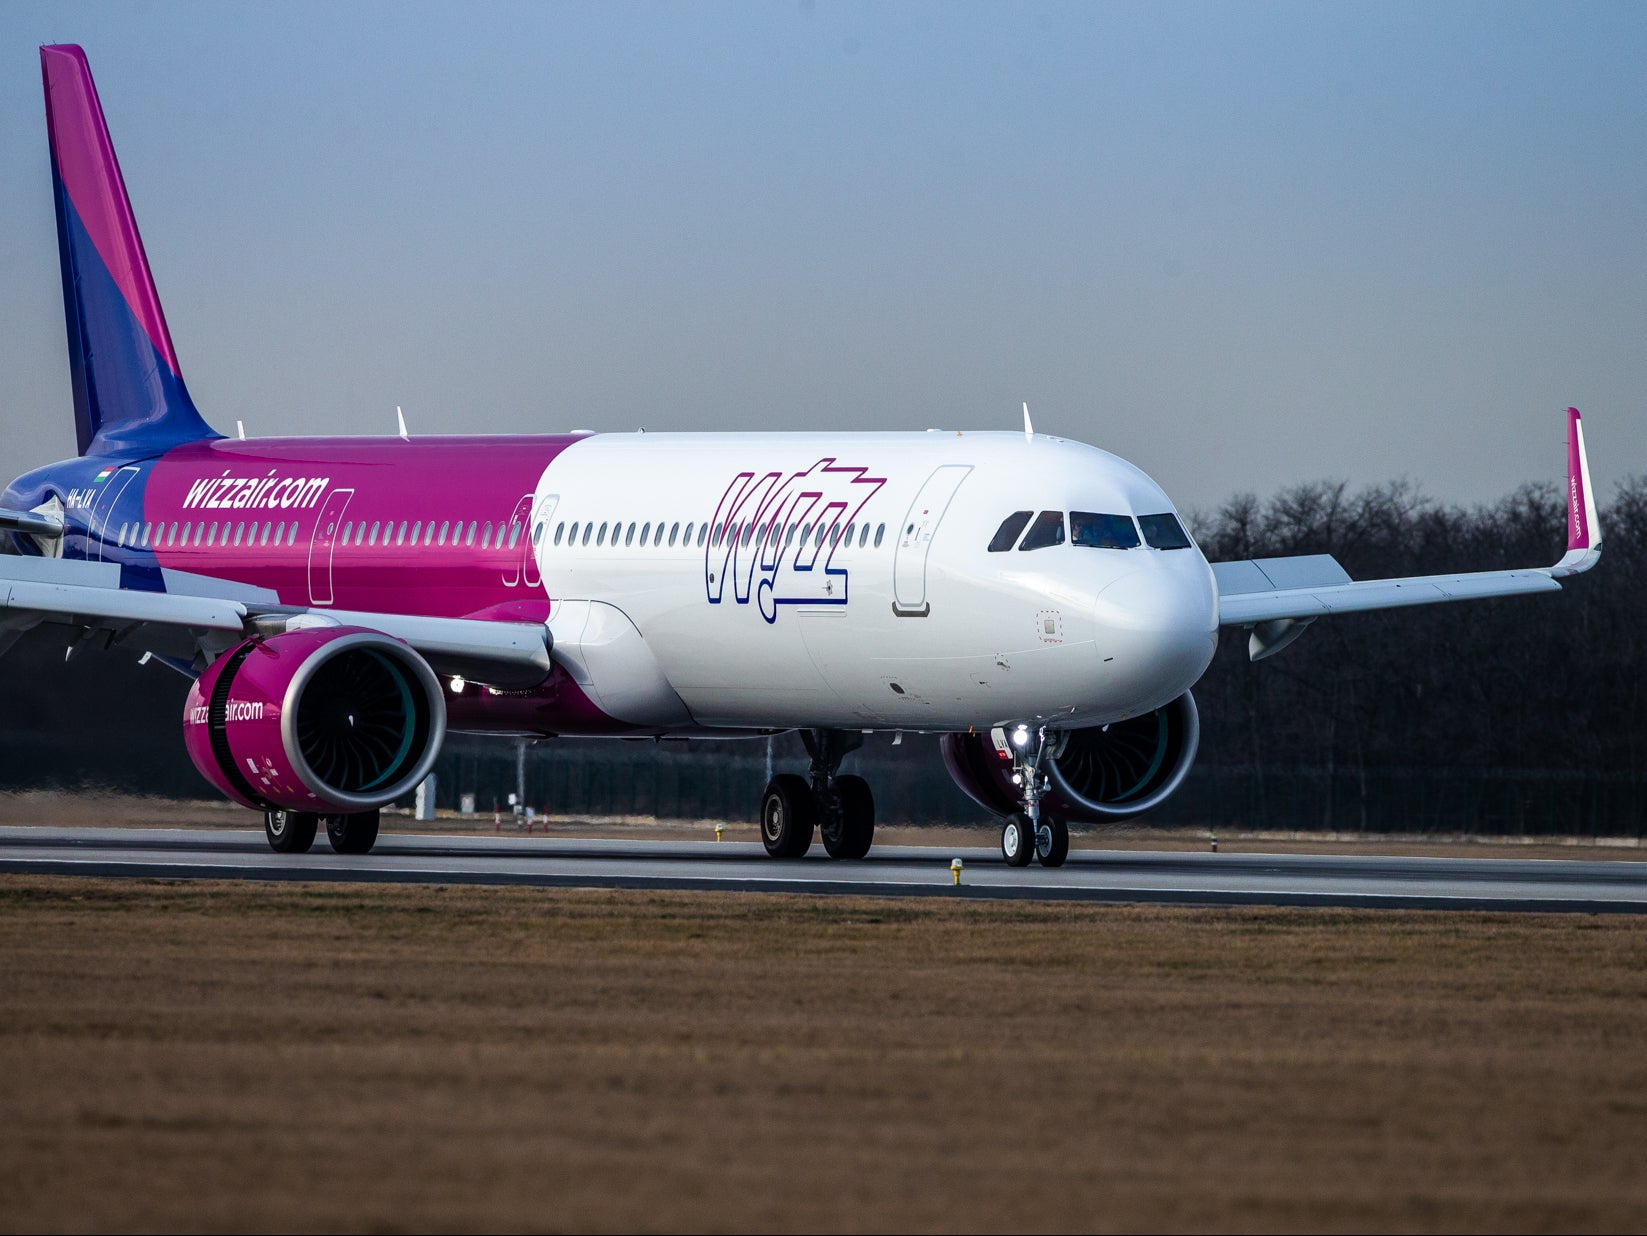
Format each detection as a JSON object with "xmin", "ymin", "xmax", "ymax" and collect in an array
[
  {"xmin": 528, "ymin": 494, "xmax": 558, "ymax": 589},
  {"xmin": 89, "ymin": 466, "xmax": 141, "ymax": 561},
  {"xmin": 892, "ymin": 464, "xmax": 972, "ymax": 616},
  {"xmin": 501, "ymin": 493, "xmax": 551, "ymax": 588},
  {"xmin": 306, "ymin": 488, "xmax": 354, "ymax": 606}
]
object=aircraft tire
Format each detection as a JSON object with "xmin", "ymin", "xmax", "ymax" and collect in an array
[
  {"xmin": 1001, "ymin": 812, "xmax": 1034, "ymax": 867},
  {"xmin": 823, "ymin": 774, "xmax": 875, "ymax": 860},
  {"xmin": 326, "ymin": 808, "xmax": 381, "ymax": 855},
  {"xmin": 265, "ymin": 809, "xmax": 318, "ymax": 854},
  {"xmin": 1036, "ymin": 815, "xmax": 1070, "ymax": 867},
  {"xmin": 761, "ymin": 774, "xmax": 815, "ymax": 858}
]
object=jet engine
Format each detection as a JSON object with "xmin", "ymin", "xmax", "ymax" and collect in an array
[
  {"xmin": 940, "ymin": 692, "xmax": 1200, "ymax": 824},
  {"xmin": 183, "ymin": 627, "xmax": 446, "ymax": 813}
]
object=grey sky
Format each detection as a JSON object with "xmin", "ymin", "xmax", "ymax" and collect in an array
[{"xmin": 1, "ymin": 1, "xmax": 1642, "ymax": 512}]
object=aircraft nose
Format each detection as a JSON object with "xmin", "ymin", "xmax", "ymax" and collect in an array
[{"xmin": 1094, "ymin": 561, "xmax": 1219, "ymax": 706}]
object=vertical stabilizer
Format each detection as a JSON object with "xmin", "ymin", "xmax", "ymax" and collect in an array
[{"xmin": 41, "ymin": 44, "xmax": 218, "ymax": 458}]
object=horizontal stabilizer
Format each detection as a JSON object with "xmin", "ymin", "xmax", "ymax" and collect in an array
[{"xmin": 0, "ymin": 507, "xmax": 64, "ymax": 540}]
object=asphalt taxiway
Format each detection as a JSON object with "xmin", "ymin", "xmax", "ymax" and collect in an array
[{"xmin": 1, "ymin": 824, "xmax": 1645, "ymax": 911}]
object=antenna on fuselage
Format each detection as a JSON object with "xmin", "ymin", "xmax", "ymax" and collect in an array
[
  {"xmin": 1023, "ymin": 401, "xmax": 1034, "ymax": 443},
  {"xmin": 396, "ymin": 405, "xmax": 410, "ymax": 440},
  {"xmin": 236, "ymin": 421, "xmax": 246, "ymax": 440}
]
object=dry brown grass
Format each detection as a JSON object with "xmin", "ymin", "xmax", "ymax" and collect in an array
[{"xmin": 2, "ymin": 878, "xmax": 1646, "ymax": 1232}]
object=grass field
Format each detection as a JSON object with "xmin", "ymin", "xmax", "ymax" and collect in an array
[{"xmin": 2, "ymin": 877, "xmax": 1646, "ymax": 1232}]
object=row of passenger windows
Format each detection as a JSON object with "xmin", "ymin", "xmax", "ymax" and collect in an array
[
  {"xmin": 113, "ymin": 517, "xmax": 540, "ymax": 552},
  {"xmin": 551, "ymin": 517, "xmax": 889, "ymax": 551},
  {"xmin": 117, "ymin": 519, "xmax": 302, "ymax": 550},
  {"xmin": 987, "ymin": 510, "xmax": 1193, "ymax": 553}
]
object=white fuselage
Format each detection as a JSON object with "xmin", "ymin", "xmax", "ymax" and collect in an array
[{"xmin": 533, "ymin": 431, "xmax": 1220, "ymax": 732}]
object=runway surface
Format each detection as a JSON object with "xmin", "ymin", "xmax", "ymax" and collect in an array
[{"xmin": 2, "ymin": 825, "xmax": 1645, "ymax": 911}]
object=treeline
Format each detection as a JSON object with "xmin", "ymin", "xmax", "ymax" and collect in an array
[
  {"xmin": 1178, "ymin": 476, "xmax": 1644, "ymax": 834},
  {"xmin": 0, "ymin": 477, "xmax": 1641, "ymax": 834}
]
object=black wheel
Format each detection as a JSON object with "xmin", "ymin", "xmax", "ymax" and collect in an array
[
  {"xmin": 265, "ymin": 809, "xmax": 318, "ymax": 854},
  {"xmin": 822, "ymin": 774, "xmax": 875, "ymax": 860},
  {"xmin": 760, "ymin": 774, "xmax": 815, "ymax": 858},
  {"xmin": 325, "ymin": 808, "xmax": 381, "ymax": 855},
  {"xmin": 1001, "ymin": 812, "xmax": 1034, "ymax": 867},
  {"xmin": 1036, "ymin": 815, "xmax": 1070, "ymax": 867}
]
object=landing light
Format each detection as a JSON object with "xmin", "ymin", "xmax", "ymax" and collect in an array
[
  {"xmin": 1012, "ymin": 724, "xmax": 1030, "ymax": 748},
  {"xmin": 449, "ymin": 676, "xmax": 466, "ymax": 694}
]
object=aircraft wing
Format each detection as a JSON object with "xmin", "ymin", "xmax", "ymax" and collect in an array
[
  {"xmin": 1213, "ymin": 407, "xmax": 1600, "ymax": 661},
  {"xmin": 0, "ymin": 554, "xmax": 551, "ymax": 688}
]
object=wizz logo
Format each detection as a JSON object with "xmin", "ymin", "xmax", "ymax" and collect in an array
[{"xmin": 705, "ymin": 459, "xmax": 885, "ymax": 623}]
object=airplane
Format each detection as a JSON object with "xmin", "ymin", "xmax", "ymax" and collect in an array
[{"xmin": 0, "ymin": 45, "xmax": 1601, "ymax": 866}]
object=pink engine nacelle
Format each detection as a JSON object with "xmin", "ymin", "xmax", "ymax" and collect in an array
[
  {"xmin": 183, "ymin": 626, "xmax": 446, "ymax": 813},
  {"xmin": 940, "ymin": 692, "xmax": 1200, "ymax": 824}
]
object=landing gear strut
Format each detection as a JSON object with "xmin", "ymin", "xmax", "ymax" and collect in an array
[
  {"xmin": 1000, "ymin": 725, "xmax": 1070, "ymax": 868},
  {"xmin": 760, "ymin": 729, "xmax": 875, "ymax": 860}
]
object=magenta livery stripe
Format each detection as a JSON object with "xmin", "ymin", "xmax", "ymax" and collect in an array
[{"xmin": 40, "ymin": 44, "xmax": 181, "ymax": 378}]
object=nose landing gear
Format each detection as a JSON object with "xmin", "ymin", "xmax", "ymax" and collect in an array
[
  {"xmin": 759, "ymin": 729, "xmax": 876, "ymax": 860},
  {"xmin": 1000, "ymin": 725, "xmax": 1071, "ymax": 868}
]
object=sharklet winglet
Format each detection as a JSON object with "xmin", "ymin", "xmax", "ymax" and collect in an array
[{"xmin": 1550, "ymin": 406, "xmax": 1601, "ymax": 578}]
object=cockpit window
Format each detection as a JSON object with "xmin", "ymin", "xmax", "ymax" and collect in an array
[
  {"xmin": 987, "ymin": 511, "xmax": 1033, "ymax": 552},
  {"xmin": 1070, "ymin": 511, "xmax": 1141, "ymax": 549},
  {"xmin": 1017, "ymin": 510, "xmax": 1066, "ymax": 551},
  {"xmin": 1138, "ymin": 513, "xmax": 1192, "ymax": 550}
]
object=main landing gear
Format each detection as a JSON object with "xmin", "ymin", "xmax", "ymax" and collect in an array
[
  {"xmin": 263, "ymin": 808, "xmax": 381, "ymax": 855},
  {"xmin": 760, "ymin": 729, "xmax": 875, "ymax": 860},
  {"xmin": 1000, "ymin": 724, "xmax": 1070, "ymax": 869}
]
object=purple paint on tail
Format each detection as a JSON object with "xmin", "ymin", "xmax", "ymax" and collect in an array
[{"xmin": 40, "ymin": 44, "xmax": 181, "ymax": 376}]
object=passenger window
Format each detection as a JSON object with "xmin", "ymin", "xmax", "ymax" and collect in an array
[
  {"xmin": 874, "ymin": 523, "xmax": 885, "ymax": 548},
  {"xmin": 742, "ymin": 522, "xmax": 756, "ymax": 547},
  {"xmin": 368, "ymin": 522, "xmax": 379, "ymax": 546},
  {"xmin": 988, "ymin": 511, "xmax": 1033, "ymax": 552},
  {"xmin": 398, "ymin": 521, "xmax": 409, "ymax": 546},
  {"xmin": 1070, "ymin": 512, "xmax": 1140, "ymax": 550},
  {"xmin": 259, "ymin": 523, "xmax": 270, "ymax": 546},
  {"xmin": 582, "ymin": 522, "xmax": 593, "ymax": 547},
  {"xmin": 533, "ymin": 522, "xmax": 543, "ymax": 545},
  {"xmin": 506, "ymin": 522, "xmax": 518, "ymax": 548},
  {"xmin": 859, "ymin": 523, "xmax": 869, "ymax": 549},
  {"xmin": 668, "ymin": 522, "xmax": 679, "ymax": 547},
  {"xmin": 207, "ymin": 523, "xmax": 220, "ymax": 547},
  {"xmin": 425, "ymin": 524, "xmax": 435, "ymax": 546},
  {"xmin": 1018, "ymin": 510, "xmax": 1066, "ymax": 551},
  {"xmin": 1139, "ymin": 513, "xmax": 1193, "ymax": 550},
  {"xmin": 412, "ymin": 521, "xmax": 423, "ymax": 543},
  {"xmin": 625, "ymin": 523, "xmax": 635, "ymax": 547},
  {"xmin": 554, "ymin": 523, "xmax": 565, "ymax": 547},
  {"xmin": 697, "ymin": 524, "xmax": 707, "ymax": 548},
  {"xmin": 231, "ymin": 524, "xmax": 243, "ymax": 546},
  {"xmin": 639, "ymin": 521, "xmax": 651, "ymax": 546},
  {"xmin": 342, "ymin": 521, "xmax": 353, "ymax": 544},
  {"xmin": 466, "ymin": 521, "xmax": 478, "ymax": 547}
]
